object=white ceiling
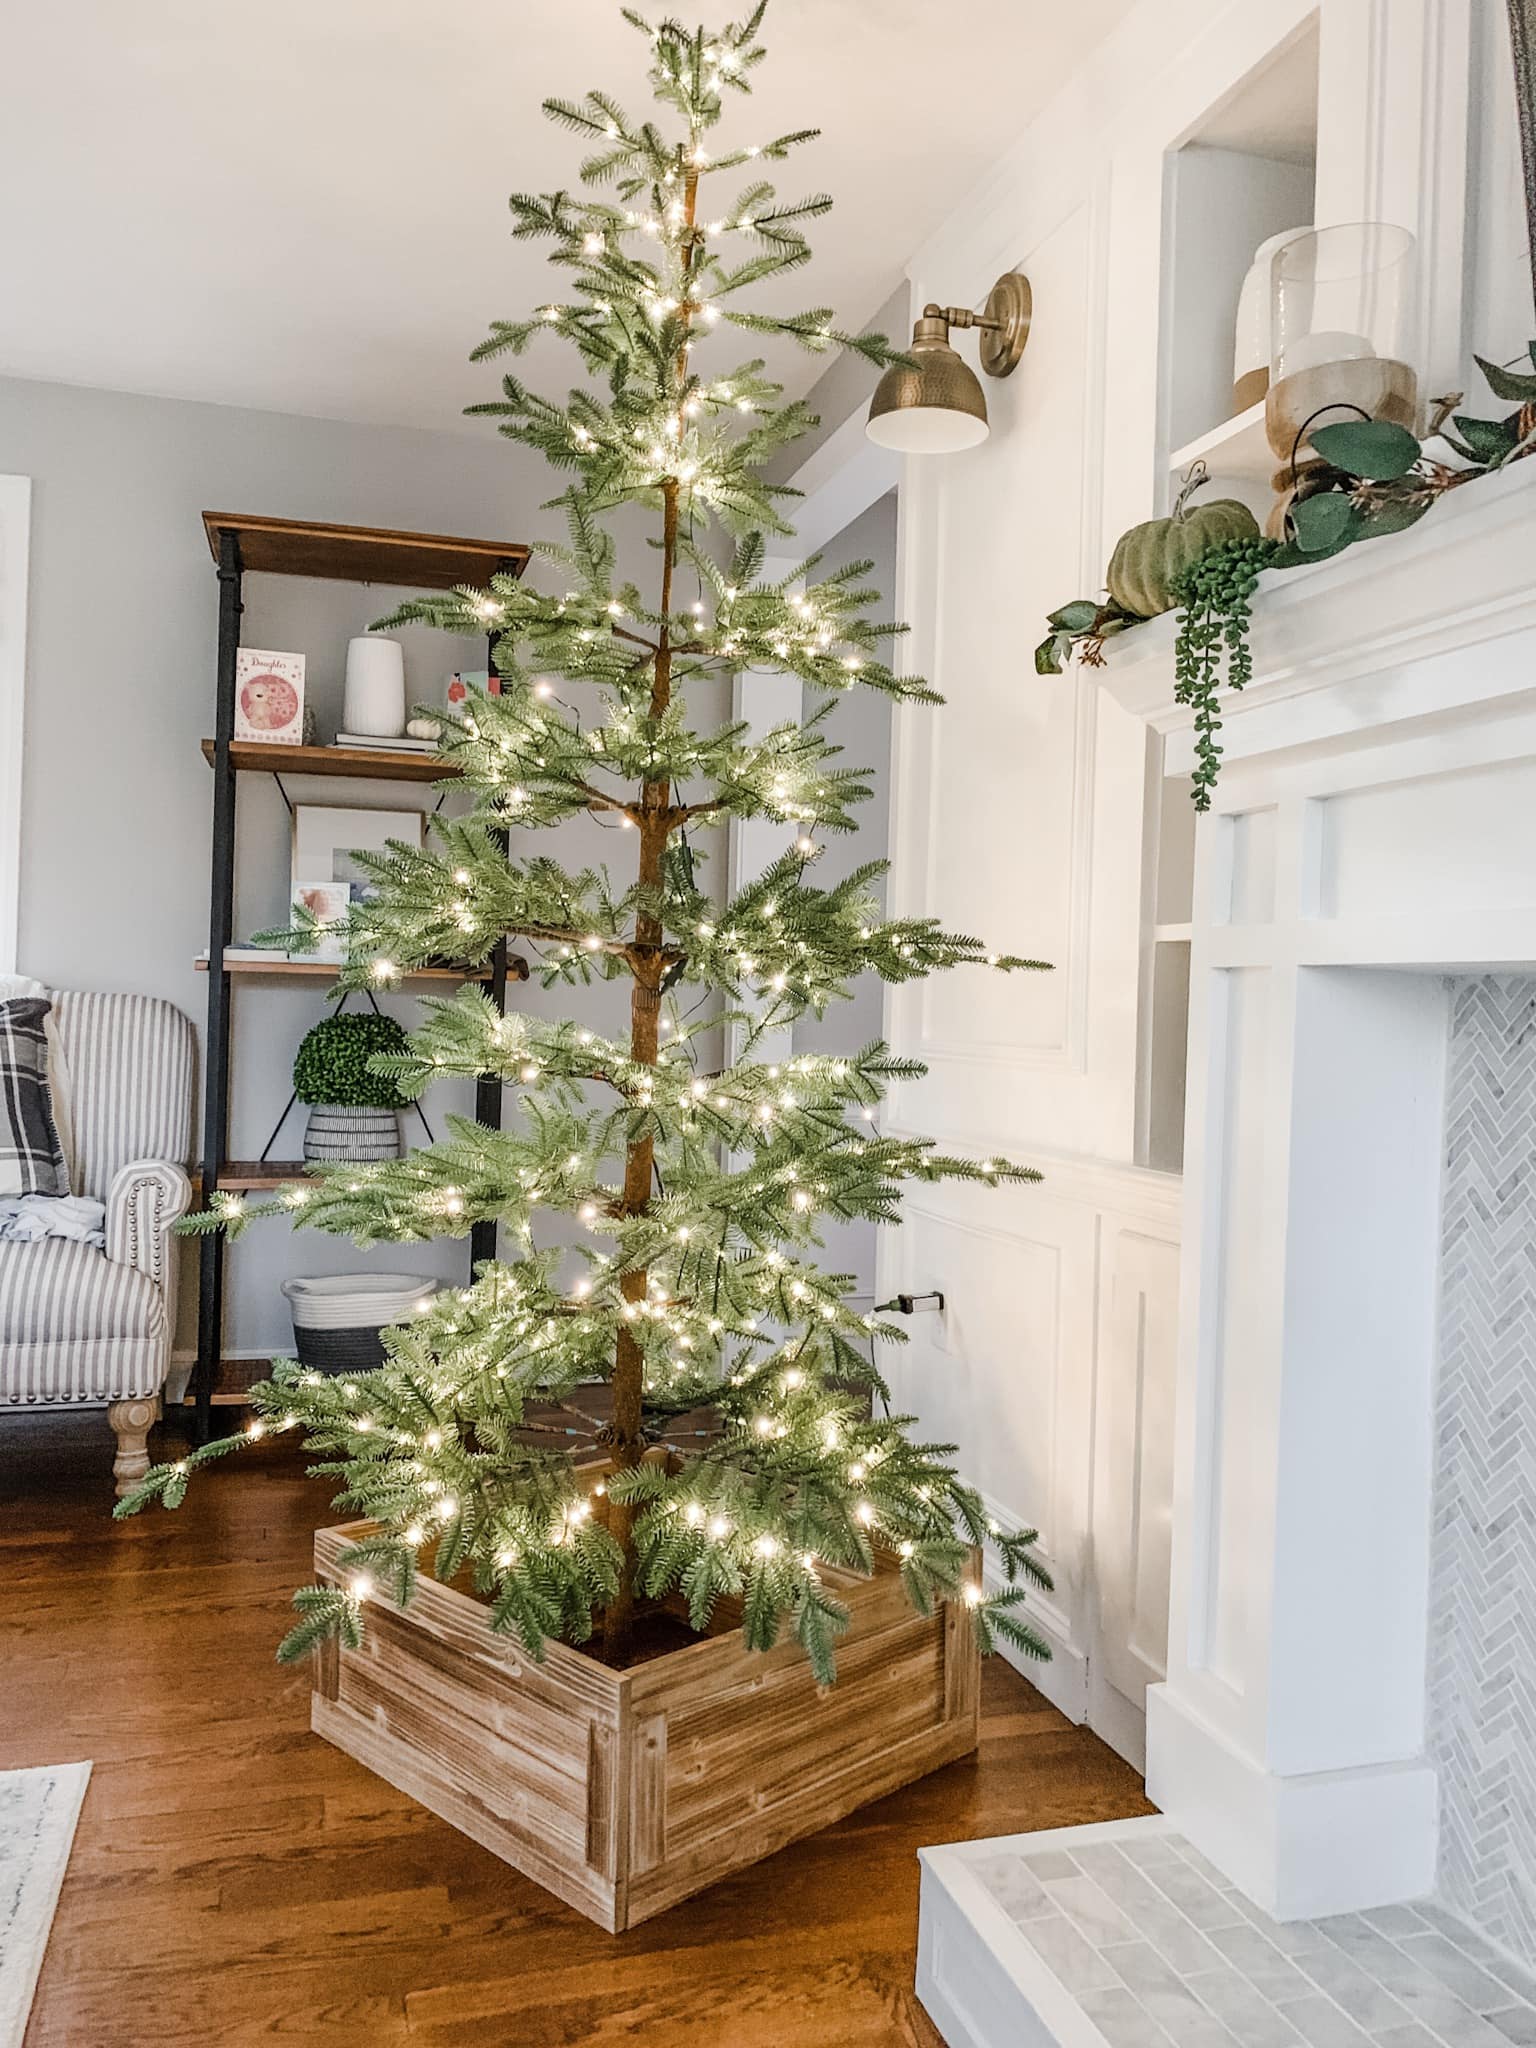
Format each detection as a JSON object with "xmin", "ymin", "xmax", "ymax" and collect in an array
[{"xmin": 0, "ymin": 0, "xmax": 1136, "ymax": 433}]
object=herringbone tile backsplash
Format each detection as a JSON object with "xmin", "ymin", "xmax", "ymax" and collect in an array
[{"xmin": 1429, "ymin": 976, "xmax": 1536, "ymax": 1965}]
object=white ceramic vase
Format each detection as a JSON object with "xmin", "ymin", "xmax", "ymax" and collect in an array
[{"xmin": 343, "ymin": 636, "xmax": 407, "ymax": 738}]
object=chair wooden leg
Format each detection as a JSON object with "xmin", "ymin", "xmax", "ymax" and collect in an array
[{"xmin": 108, "ymin": 1396, "xmax": 160, "ymax": 1499}]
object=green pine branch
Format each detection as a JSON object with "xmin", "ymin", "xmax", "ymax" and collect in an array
[{"xmin": 134, "ymin": 0, "xmax": 1056, "ymax": 1683}]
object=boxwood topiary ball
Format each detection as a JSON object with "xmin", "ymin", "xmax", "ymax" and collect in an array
[{"xmin": 292, "ymin": 1012, "xmax": 410, "ymax": 1108}]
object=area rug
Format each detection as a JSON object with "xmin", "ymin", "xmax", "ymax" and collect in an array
[{"xmin": 0, "ymin": 1763, "xmax": 90, "ymax": 2048}]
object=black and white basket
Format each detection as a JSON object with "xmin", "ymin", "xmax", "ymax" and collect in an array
[
  {"xmin": 302, "ymin": 1104, "xmax": 401, "ymax": 1163},
  {"xmin": 281, "ymin": 1273, "xmax": 438, "ymax": 1373}
]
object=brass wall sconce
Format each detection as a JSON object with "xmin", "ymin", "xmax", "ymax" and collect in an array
[{"xmin": 866, "ymin": 272, "xmax": 1032, "ymax": 453}]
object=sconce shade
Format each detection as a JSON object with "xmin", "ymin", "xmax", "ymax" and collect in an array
[{"xmin": 867, "ymin": 321, "xmax": 990, "ymax": 453}]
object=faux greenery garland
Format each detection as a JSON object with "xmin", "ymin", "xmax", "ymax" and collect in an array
[
  {"xmin": 1039, "ymin": 344, "xmax": 1536, "ymax": 808},
  {"xmin": 293, "ymin": 1012, "xmax": 410, "ymax": 1109}
]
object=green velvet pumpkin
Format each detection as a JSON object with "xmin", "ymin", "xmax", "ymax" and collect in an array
[{"xmin": 1107, "ymin": 469, "xmax": 1260, "ymax": 620}]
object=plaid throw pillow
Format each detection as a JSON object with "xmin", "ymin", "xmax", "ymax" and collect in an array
[{"xmin": 0, "ymin": 998, "xmax": 69, "ymax": 1197}]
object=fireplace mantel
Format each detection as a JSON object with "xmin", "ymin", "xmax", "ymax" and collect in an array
[
  {"xmin": 1069, "ymin": 453, "xmax": 1536, "ymax": 1924},
  {"xmin": 1098, "ymin": 460, "xmax": 1536, "ymax": 769}
]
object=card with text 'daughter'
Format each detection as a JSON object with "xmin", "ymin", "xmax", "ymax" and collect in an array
[{"xmin": 234, "ymin": 648, "xmax": 306, "ymax": 745}]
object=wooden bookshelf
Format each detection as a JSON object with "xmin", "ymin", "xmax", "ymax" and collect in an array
[
  {"xmin": 194, "ymin": 512, "xmax": 526, "ymax": 1440},
  {"xmin": 201, "ymin": 511, "xmax": 530, "ymax": 589},
  {"xmin": 200, "ymin": 737, "xmax": 456, "ymax": 783}
]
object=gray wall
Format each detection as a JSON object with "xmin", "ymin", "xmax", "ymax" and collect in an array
[
  {"xmin": 1430, "ymin": 977, "xmax": 1536, "ymax": 1963},
  {"xmin": 765, "ymin": 281, "xmax": 910, "ymax": 484},
  {"xmin": 1, "ymin": 374, "xmax": 723, "ymax": 1353},
  {"xmin": 756, "ymin": 283, "xmax": 906, "ymax": 1307},
  {"xmin": 791, "ymin": 491, "xmax": 897, "ymax": 1304}
]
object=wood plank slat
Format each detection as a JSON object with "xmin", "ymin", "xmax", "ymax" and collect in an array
[
  {"xmin": 333, "ymin": 1659, "xmax": 591, "ymax": 1846},
  {"xmin": 214, "ymin": 1161, "xmax": 311, "ymax": 1191},
  {"xmin": 200, "ymin": 737, "xmax": 462, "ymax": 783},
  {"xmin": 662, "ymin": 1634, "xmax": 947, "ymax": 1842},
  {"xmin": 196, "ymin": 954, "xmax": 492, "ymax": 983},
  {"xmin": 315, "ymin": 1525, "xmax": 625, "ymax": 1719},
  {"xmin": 624, "ymin": 1718, "xmax": 983, "ymax": 1929},
  {"xmin": 314, "ymin": 1632, "xmax": 340, "ymax": 1704},
  {"xmin": 585, "ymin": 1721, "xmax": 616, "ymax": 1879},
  {"xmin": 629, "ymin": 1711, "xmax": 668, "ymax": 1878},
  {"xmin": 201, "ymin": 510, "xmax": 530, "ymax": 589},
  {"xmin": 311, "ymin": 1694, "xmax": 621, "ymax": 1933},
  {"xmin": 943, "ymin": 1567, "xmax": 982, "ymax": 1738}
]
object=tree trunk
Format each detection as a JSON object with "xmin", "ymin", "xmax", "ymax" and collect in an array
[
  {"xmin": 601, "ymin": 151, "xmax": 700, "ymax": 1664},
  {"xmin": 602, "ymin": 807, "xmax": 667, "ymax": 1660}
]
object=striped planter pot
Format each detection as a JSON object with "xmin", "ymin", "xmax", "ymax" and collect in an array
[{"xmin": 302, "ymin": 1105, "xmax": 401, "ymax": 1164}]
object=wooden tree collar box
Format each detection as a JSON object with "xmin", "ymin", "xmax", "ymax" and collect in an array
[{"xmin": 311, "ymin": 1519, "xmax": 981, "ymax": 1931}]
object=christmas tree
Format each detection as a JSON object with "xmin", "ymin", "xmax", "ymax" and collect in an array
[{"xmin": 123, "ymin": 1, "xmax": 1054, "ymax": 1680}]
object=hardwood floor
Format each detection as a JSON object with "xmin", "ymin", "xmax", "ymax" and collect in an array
[{"xmin": 2, "ymin": 1409, "xmax": 1153, "ymax": 2047}]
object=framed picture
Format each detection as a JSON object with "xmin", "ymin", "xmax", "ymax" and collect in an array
[
  {"xmin": 234, "ymin": 648, "xmax": 306, "ymax": 746},
  {"xmin": 289, "ymin": 880, "xmax": 353, "ymax": 964},
  {"xmin": 446, "ymin": 668, "xmax": 502, "ymax": 713},
  {"xmin": 292, "ymin": 807, "xmax": 425, "ymax": 910}
]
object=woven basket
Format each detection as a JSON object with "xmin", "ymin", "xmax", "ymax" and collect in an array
[
  {"xmin": 292, "ymin": 1324, "xmax": 391, "ymax": 1373},
  {"xmin": 302, "ymin": 1104, "xmax": 401, "ymax": 1163},
  {"xmin": 282, "ymin": 1273, "xmax": 438, "ymax": 1376}
]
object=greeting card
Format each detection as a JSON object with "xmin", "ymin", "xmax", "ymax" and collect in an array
[{"xmin": 234, "ymin": 648, "xmax": 306, "ymax": 746}]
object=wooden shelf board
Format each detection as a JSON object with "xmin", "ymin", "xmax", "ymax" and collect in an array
[
  {"xmin": 180, "ymin": 1389, "xmax": 258, "ymax": 1408},
  {"xmin": 202, "ymin": 511, "xmax": 529, "ymax": 590},
  {"xmin": 201, "ymin": 737, "xmax": 458, "ymax": 783},
  {"xmin": 216, "ymin": 1162, "xmax": 311, "ymax": 1191},
  {"xmin": 1169, "ymin": 400, "xmax": 1272, "ymax": 483},
  {"xmin": 196, "ymin": 954, "xmax": 488, "ymax": 984}
]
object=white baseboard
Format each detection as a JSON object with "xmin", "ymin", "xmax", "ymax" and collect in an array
[
  {"xmin": 1145, "ymin": 1683, "xmax": 1439, "ymax": 1918},
  {"xmin": 973, "ymin": 1485, "xmax": 1094, "ymax": 1732},
  {"xmin": 981, "ymin": 1555, "xmax": 1089, "ymax": 1726},
  {"xmin": 1087, "ymin": 1667, "xmax": 1148, "ymax": 1777}
]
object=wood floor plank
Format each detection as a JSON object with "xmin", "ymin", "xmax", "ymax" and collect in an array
[{"xmin": 2, "ymin": 1409, "xmax": 1153, "ymax": 2046}]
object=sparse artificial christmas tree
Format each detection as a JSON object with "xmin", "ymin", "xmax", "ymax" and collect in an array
[{"xmin": 123, "ymin": 2, "xmax": 1055, "ymax": 1683}]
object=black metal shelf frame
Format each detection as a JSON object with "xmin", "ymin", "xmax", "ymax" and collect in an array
[{"xmin": 195, "ymin": 525, "xmax": 517, "ymax": 1441}]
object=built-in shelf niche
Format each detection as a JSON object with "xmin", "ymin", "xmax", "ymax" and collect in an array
[
  {"xmin": 1140, "ymin": 771, "xmax": 1197, "ymax": 1175},
  {"xmin": 1160, "ymin": 15, "xmax": 1320, "ymax": 522},
  {"xmin": 1135, "ymin": 15, "xmax": 1320, "ymax": 1175}
]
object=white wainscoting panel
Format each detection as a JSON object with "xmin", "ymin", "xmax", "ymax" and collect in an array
[
  {"xmin": 909, "ymin": 205, "xmax": 1098, "ymax": 1078},
  {"xmin": 881, "ymin": 50, "xmax": 1177, "ymax": 1765},
  {"xmin": 1091, "ymin": 1221, "xmax": 1181, "ymax": 1769},
  {"xmin": 1201, "ymin": 963, "xmax": 1276, "ymax": 1702},
  {"xmin": 880, "ymin": 1160, "xmax": 1180, "ymax": 1761},
  {"xmin": 887, "ymin": 178, "xmax": 1150, "ymax": 1171}
]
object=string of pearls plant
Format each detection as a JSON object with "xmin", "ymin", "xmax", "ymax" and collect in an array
[{"xmin": 1169, "ymin": 534, "xmax": 1279, "ymax": 811}]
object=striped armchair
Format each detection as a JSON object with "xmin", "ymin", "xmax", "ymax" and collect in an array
[{"xmin": 0, "ymin": 991, "xmax": 196, "ymax": 1495}]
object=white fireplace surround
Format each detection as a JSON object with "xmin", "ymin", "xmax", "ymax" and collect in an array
[{"xmin": 1096, "ymin": 457, "xmax": 1536, "ymax": 1923}]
